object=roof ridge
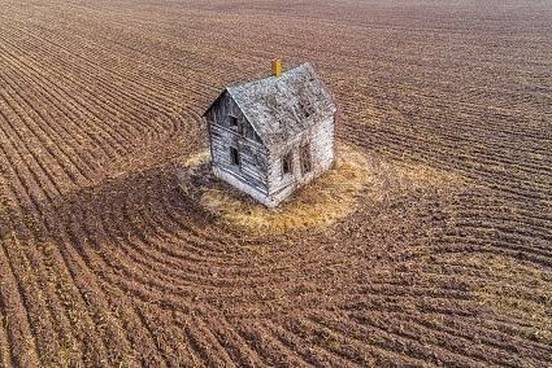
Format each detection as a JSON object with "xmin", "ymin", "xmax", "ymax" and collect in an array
[{"xmin": 205, "ymin": 62, "xmax": 335, "ymax": 147}]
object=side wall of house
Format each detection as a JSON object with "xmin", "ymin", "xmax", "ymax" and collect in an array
[
  {"xmin": 205, "ymin": 93, "xmax": 271, "ymax": 202},
  {"xmin": 266, "ymin": 115, "xmax": 335, "ymax": 206}
]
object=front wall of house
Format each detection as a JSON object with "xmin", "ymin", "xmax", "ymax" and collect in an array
[
  {"xmin": 267, "ymin": 115, "xmax": 335, "ymax": 205},
  {"xmin": 206, "ymin": 94, "xmax": 269, "ymax": 196}
]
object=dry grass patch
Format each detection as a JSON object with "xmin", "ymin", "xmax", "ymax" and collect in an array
[
  {"xmin": 179, "ymin": 144, "xmax": 461, "ymax": 235},
  {"xmin": 200, "ymin": 144, "xmax": 371, "ymax": 234}
]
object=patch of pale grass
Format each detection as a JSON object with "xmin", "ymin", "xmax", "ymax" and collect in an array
[
  {"xmin": 397, "ymin": 162, "xmax": 463, "ymax": 188},
  {"xmin": 179, "ymin": 144, "xmax": 463, "ymax": 235},
  {"xmin": 182, "ymin": 150, "xmax": 210, "ymax": 168},
  {"xmin": 200, "ymin": 144, "xmax": 371, "ymax": 234}
]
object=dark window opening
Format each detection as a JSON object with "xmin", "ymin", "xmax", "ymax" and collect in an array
[
  {"xmin": 282, "ymin": 151, "xmax": 293, "ymax": 175},
  {"xmin": 300, "ymin": 144, "xmax": 312, "ymax": 174},
  {"xmin": 298, "ymin": 99, "xmax": 314, "ymax": 119},
  {"xmin": 230, "ymin": 147, "xmax": 240, "ymax": 166},
  {"xmin": 228, "ymin": 115, "xmax": 238, "ymax": 127}
]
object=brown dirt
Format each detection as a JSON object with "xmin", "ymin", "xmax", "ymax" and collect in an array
[{"xmin": 0, "ymin": 0, "xmax": 551, "ymax": 367}]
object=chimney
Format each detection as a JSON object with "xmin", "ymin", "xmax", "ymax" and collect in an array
[{"xmin": 272, "ymin": 59, "xmax": 283, "ymax": 77}]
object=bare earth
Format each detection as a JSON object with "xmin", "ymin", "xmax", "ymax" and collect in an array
[{"xmin": 0, "ymin": 0, "xmax": 551, "ymax": 367}]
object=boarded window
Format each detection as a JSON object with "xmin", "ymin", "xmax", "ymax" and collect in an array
[
  {"xmin": 300, "ymin": 144, "xmax": 312, "ymax": 174},
  {"xmin": 282, "ymin": 151, "xmax": 292, "ymax": 175},
  {"xmin": 230, "ymin": 147, "xmax": 240, "ymax": 166}
]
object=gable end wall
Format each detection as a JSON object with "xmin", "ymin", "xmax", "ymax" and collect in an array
[{"xmin": 206, "ymin": 93, "xmax": 270, "ymax": 198}]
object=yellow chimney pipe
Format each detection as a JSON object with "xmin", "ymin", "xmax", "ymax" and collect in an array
[{"xmin": 272, "ymin": 59, "xmax": 283, "ymax": 77}]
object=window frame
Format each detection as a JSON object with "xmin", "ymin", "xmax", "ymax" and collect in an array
[
  {"xmin": 229, "ymin": 146, "xmax": 240, "ymax": 167},
  {"xmin": 300, "ymin": 143, "xmax": 312, "ymax": 175},
  {"xmin": 281, "ymin": 151, "xmax": 293, "ymax": 176}
]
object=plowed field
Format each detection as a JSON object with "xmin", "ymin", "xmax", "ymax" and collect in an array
[{"xmin": 0, "ymin": 0, "xmax": 551, "ymax": 367}]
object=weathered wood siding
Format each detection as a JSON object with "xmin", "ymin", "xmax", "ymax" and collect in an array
[
  {"xmin": 205, "ymin": 89, "xmax": 336, "ymax": 208},
  {"xmin": 266, "ymin": 115, "xmax": 335, "ymax": 205},
  {"xmin": 206, "ymin": 93, "xmax": 270, "ymax": 197}
]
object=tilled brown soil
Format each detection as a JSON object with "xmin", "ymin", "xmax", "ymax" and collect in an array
[{"xmin": 0, "ymin": 0, "xmax": 551, "ymax": 367}]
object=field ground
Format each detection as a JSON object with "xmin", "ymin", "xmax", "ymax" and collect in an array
[{"xmin": 0, "ymin": 0, "xmax": 551, "ymax": 367}]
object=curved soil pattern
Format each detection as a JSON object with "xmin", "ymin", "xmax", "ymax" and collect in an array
[{"xmin": 0, "ymin": 1, "xmax": 551, "ymax": 367}]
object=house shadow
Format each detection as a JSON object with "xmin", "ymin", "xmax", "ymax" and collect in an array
[{"xmin": 1, "ymin": 160, "xmax": 219, "ymax": 249}]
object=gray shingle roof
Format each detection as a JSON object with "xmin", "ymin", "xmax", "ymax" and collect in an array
[{"xmin": 210, "ymin": 63, "xmax": 336, "ymax": 146}]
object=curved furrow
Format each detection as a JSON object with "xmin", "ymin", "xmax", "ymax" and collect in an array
[
  {"xmin": 406, "ymin": 239, "xmax": 552, "ymax": 271},
  {"xmin": 148, "ymin": 192, "xmax": 329, "ymax": 276},
  {"xmin": 0, "ymin": 95, "xmax": 66, "ymax": 199},
  {"xmin": 0, "ymin": 54, "xmax": 99, "ymax": 182},
  {"xmin": 283, "ymin": 315, "xmax": 428, "ymax": 367},
  {"xmin": 452, "ymin": 215, "xmax": 552, "ymax": 247},
  {"xmin": 0, "ymin": 239, "xmax": 41, "ymax": 367},
  {"xmin": 350, "ymin": 283, "xmax": 473, "ymax": 302},
  {"xmin": 0, "ymin": 37, "xmax": 126, "ymax": 161},
  {"xmin": 0, "ymin": 30, "xmax": 141, "ymax": 154},
  {"xmin": 0, "ymin": 0, "xmax": 550, "ymax": 366},
  {"xmin": 0, "ymin": 39, "xmax": 114, "ymax": 165},
  {"xmin": 394, "ymin": 269, "xmax": 552, "ymax": 307},
  {"xmin": 449, "ymin": 235, "xmax": 552, "ymax": 269},
  {"xmin": 344, "ymin": 123, "xmax": 551, "ymax": 197},
  {"xmin": 314, "ymin": 310, "xmax": 487, "ymax": 367},
  {"xmin": 366, "ymin": 264, "xmax": 551, "ymax": 304},
  {"xmin": 342, "ymin": 311, "xmax": 517, "ymax": 367},
  {"xmin": 134, "ymin": 304, "xmax": 202, "ymax": 367},
  {"xmin": 0, "ymin": 299, "xmax": 11, "ymax": 368},
  {"xmin": 234, "ymin": 320, "xmax": 311, "ymax": 368},
  {"xmin": 94, "ymin": 181, "xmax": 260, "ymax": 289},
  {"xmin": 138, "ymin": 202, "xmax": 249, "ymax": 266},
  {"xmin": 263, "ymin": 322, "xmax": 357, "ymax": 368},
  {"xmin": 54, "ymin": 207, "xmax": 153, "ymax": 365},
  {"xmin": 107, "ymin": 192, "xmax": 360, "ymax": 306},
  {"xmin": 0, "ymin": 21, "xmax": 174, "ymax": 134},
  {"xmin": 44, "ymin": 219, "xmax": 134, "ymax": 366},
  {"xmin": 188, "ymin": 314, "xmax": 238, "ymax": 366},
  {"xmin": 351, "ymin": 305, "xmax": 545, "ymax": 364},
  {"xmin": 160, "ymin": 202, "xmax": 248, "ymax": 255},
  {"xmin": 205, "ymin": 314, "xmax": 267, "ymax": 367},
  {"xmin": 0, "ymin": 65, "xmax": 93, "ymax": 189},
  {"xmin": 346, "ymin": 127, "xmax": 551, "ymax": 200},
  {"xmin": 7, "ymin": 19, "xmax": 207, "ymax": 145},
  {"xmin": 340, "ymin": 295, "xmax": 552, "ymax": 358},
  {"xmin": 254, "ymin": 321, "xmax": 335, "ymax": 368},
  {"xmin": 403, "ymin": 312, "xmax": 552, "ymax": 363},
  {"xmin": 70, "ymin": 206, "xmax": 195, "ymax": 311},
  {"xmin": 0, "ymin": 115, "xmax": 60, "ymax": 237}
]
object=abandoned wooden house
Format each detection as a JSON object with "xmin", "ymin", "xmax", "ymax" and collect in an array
[{"xmin": 203, "ymin": 61, "xmax": 337, "ymax": 207}]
